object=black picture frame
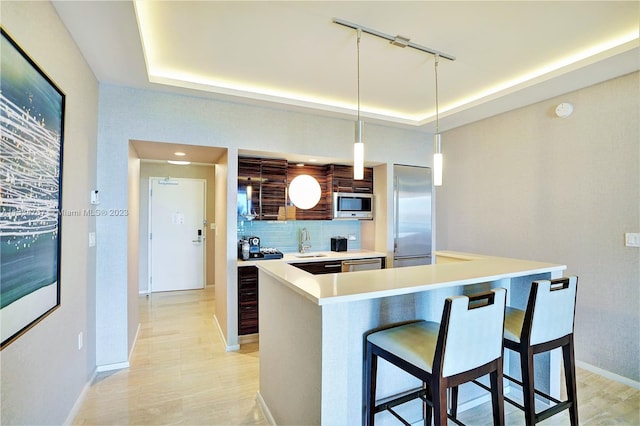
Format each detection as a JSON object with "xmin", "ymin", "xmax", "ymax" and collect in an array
[{"xmin": 1, "ymin": 28, "xmax": 65, "ymax": 349}]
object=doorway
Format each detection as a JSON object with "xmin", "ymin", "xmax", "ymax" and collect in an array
[{"xmin": 148, "ymin": 177, "xmax": 206, "ymax": 292}]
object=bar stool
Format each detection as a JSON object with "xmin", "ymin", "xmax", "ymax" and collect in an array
[
  {"xmin": 364, "ymin": 288, "xmax": 507, "ymax": 426},
  {"xmin": 502, "ymin": 276, "xmax": 579, "ymax": 425}
]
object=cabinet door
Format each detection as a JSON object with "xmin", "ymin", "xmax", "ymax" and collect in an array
[
  {"xmin": 238, "ymin": 266, "xmax": 259, "ymax": 335},
  {"xmin": 329, "ymin": 164, "xmax": 373, "ymax": 193},
  {"xmin": 291, "ymin": 260, "xmax": 343, "ymax": 275},
  {"xmin": 238, "ymin": 157, "xmax": 261, "ymax": 219},
  {"xmin": 260, "ymin": 159, "xmax": 287, "ymax": 220},
  {"xmin": 238, "ymin": 157, "xmax": 287, "ymax": 221},
  {"xmin": 287, "ymin": 164, "xmax": 331, "ymax": 220}
]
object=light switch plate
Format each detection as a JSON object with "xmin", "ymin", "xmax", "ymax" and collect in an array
[{"xmin": 625, "ymin": 233, "xmax": 640, "ymax": 247}]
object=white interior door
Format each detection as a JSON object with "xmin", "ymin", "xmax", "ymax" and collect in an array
[{"xmin": 149, "ymin": 177, "xmax": 205, "ymax": 292}]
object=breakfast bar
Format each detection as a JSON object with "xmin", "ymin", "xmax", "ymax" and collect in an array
[{"xmin": 256, "ymin": 251, "xmax": 566, "ymax": 425}]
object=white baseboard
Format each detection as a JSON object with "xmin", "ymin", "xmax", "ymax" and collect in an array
[
  {"xmin": 63, "ymin": 368, "xmax": 97, "ymax": 425},
  {"xmin": 576, "ymin": 360, "xmax": 640, "ymax": 389},
  {"xmin": 95, "ymin": 322, "xmax": 141, "ymax": 373},
  {"xmin": 256, "ymin": 391, "xmax": 277, "ymax": 426},
  {"xmin": 129, "ymin": 322, "xmax": 141, "ymax": 360},
  {"xmin": 213, "ymin": 314, "xmax": 240, "ymax": 352},
  {"xmin": 96, "ymin": 361, "xmax": 130, "ymax": 372}
]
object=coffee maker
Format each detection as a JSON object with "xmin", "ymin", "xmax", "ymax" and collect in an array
[
  {"xmin": 247, "ymin": 236, "xmax": 261, "ymax": 257},
  {"xmin": 238, "ymin": 236, "xmax": 262, "ymax": 260}
]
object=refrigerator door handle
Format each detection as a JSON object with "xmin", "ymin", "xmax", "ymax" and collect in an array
[
  {"xmin": 393, "ymin": 175, "xmax": 399, "ymax": 254},
  {"xmin": 394, "ymin": 254, "xmax": 432, "ymax": 259}
]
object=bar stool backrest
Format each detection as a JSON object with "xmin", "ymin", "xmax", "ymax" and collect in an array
[
  {"xmin": 528, "ymin": 277, "xmax": 578, "ymax": 346},
  {"xmin": 439, "ymin": 288, "xmax": 506, "ymax": 378}
]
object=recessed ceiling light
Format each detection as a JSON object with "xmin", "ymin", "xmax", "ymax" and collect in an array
[
  {"xmin": 168, "ymin": 160, "xmax": 191, "ymax": 165},
  {"xmin": 174, "ymin": 151, "xmax": 186, "ymax": 156}
]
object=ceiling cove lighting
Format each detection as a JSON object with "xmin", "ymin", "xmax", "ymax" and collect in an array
[{"xmin": 167, "ymin": 160, "xmax": 191, "ymax": 165}]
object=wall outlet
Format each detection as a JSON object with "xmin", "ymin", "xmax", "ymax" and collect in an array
[
  {"xmin": 78, "ymin": 332, "xmax": 83, "ymax": 350},
  {"xmin": 625, "ymin": 233, "xmax": 640, "ymax": 247}
]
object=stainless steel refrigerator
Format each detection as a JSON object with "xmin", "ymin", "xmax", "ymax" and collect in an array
[{"xmin": 393, "ymin": 164, "xmax": 433, "ymax": 267}]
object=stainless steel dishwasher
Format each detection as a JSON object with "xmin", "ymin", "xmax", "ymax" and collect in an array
[{"xmin": 341, "ymin": 258, "xmax": 382, "ymax": 272}]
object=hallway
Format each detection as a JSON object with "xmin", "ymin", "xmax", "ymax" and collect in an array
[{"xmin": 73, "ymin": 287, "xmax": 266, "ymax": 425}]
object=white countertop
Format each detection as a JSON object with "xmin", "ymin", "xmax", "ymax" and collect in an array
[
  {"xmin": 256, "ymin": 251, "xmax": 566, "ymax": 305},
  {"xmin": 237, "ymin": 249, "xmax": 385, "ymax": 267}
]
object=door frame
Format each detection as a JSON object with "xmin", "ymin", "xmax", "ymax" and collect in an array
[{"xmin": 147, "ymin": 176, "xmax": 207, "ymax": 293}]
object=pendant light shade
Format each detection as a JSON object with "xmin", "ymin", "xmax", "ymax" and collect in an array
[
  {"xmin": 433, "ymin": 134, "xmax": 442, "ymax": 186},
  {"xmin": 354, "ymin": 119, "xmax": 364, "ymax": 180}
]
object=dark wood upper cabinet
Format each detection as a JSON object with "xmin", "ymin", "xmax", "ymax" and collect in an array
[
  {"xmin": 328, "ymin": 164, "xmax": 373, "ymax": 194},
  {"xmin": 259, "ymin": 158, "xmax": 287, "ymax": 220},
  {"xmin": 238, "ymin": 156, "xmax": 373, "ymax": 221},
  {"xmin": 238, "ymin": 157, "xmax": 287, "ymax": 220}
]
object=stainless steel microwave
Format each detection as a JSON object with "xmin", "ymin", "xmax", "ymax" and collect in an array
[{"xmin": 333, "ymin": 192, "xmax": 374, "ymax": 219}]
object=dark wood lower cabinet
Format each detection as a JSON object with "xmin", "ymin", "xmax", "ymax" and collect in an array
[
  {"xmin": 291, "ymin": 257, "xmax": 386, "ymax": 274},
  {"xmin": 238, "ymin": 266, "xmax": 259, "ymax": 335},
  {"xmin": 238, "ymin": 258, "xmax": 385, "ymax": 335},
  {"xmin": 291, "ymin": 260, "xmax": 344, "ymax": 274}
]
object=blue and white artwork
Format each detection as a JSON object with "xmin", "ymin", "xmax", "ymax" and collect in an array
[{"xmin": 0, "ymin": 29, "xmax": 65, "ymax": 348}]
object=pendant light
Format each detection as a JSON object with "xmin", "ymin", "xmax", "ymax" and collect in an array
[
  {"xmin": 433, "ymin": 54, "xmax": 443, "ymax": 187},
  {"xmin": 333, "ymin": 18, "xmax": 455, "ymax": 184},
  {"xmin": 353, "ymin": 28, "xmax": 364, "ymax": 181}
]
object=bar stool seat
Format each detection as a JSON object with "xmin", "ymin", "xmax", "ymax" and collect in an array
[{"xmin": 364, "ymin": 288, "xmax": 507, "ymax": 426}]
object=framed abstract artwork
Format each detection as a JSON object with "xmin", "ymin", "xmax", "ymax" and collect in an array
[{"xmin": 1, "ymin": 28, "xmax": 65, "ymax": 349}]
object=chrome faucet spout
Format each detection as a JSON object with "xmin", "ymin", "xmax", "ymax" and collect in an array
[{"xmin": 299, "ymin": 227, "xmax": 312, "ymax": 253}]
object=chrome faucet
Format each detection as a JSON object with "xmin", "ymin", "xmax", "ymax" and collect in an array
[{"xmin": 299, "ymin": 227, "xmax": 312, "ymax": 253}]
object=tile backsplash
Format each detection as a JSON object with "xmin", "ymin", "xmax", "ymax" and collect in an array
[{"xmin": 237, "ymin": 220, "xmax": 361, "ymax": 253}]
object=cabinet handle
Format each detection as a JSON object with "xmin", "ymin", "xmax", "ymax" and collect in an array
[{"xmin": 324, "ymin": 264, "xmax": 342, "ymax": 268}]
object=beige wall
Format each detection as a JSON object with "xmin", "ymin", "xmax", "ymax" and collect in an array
[
  {"xmin": 215, "ymin": 152, "xmax": 230, "ymax": 347},
  {"xmin": 436, "ymin": 72, "xmax": 640, "ymax": 382},
  {"xmin": 127, "ymin": 146, "xmax": 140, "ymax": 352},
  {"xmin": 137, "ymin": 161, "xmax": 217, "ymax": 290},
  {"xmin": 1, "ymin": 1, "xmax": 99, "ymax": 424}
]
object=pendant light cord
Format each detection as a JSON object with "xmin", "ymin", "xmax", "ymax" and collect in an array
[
  {"xmin": 434, "ymin": 53, "xmax": 440, "ymax": 135},
  {"xmin": 357, "ymin": 28, "xmax": 361, "ymax": 122}
]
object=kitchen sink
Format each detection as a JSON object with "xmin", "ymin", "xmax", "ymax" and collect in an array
[{"xmin": 294, "ymin": 253, "xmax": 328, "ymax": 258}]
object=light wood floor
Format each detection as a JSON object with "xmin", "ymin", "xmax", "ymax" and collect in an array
[{"xmin": 73, "ymin": 286, "xmax": 639, "ymax": 425}]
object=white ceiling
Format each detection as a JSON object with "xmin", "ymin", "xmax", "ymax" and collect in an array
[{"xmin": 53, "ymin": 1, "xmax": 639, "ymax": 138}]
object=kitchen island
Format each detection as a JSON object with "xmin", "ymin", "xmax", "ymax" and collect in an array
[{"xmin": 256, "ymin": 251, "xmax": 566, "ymax": 426}]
